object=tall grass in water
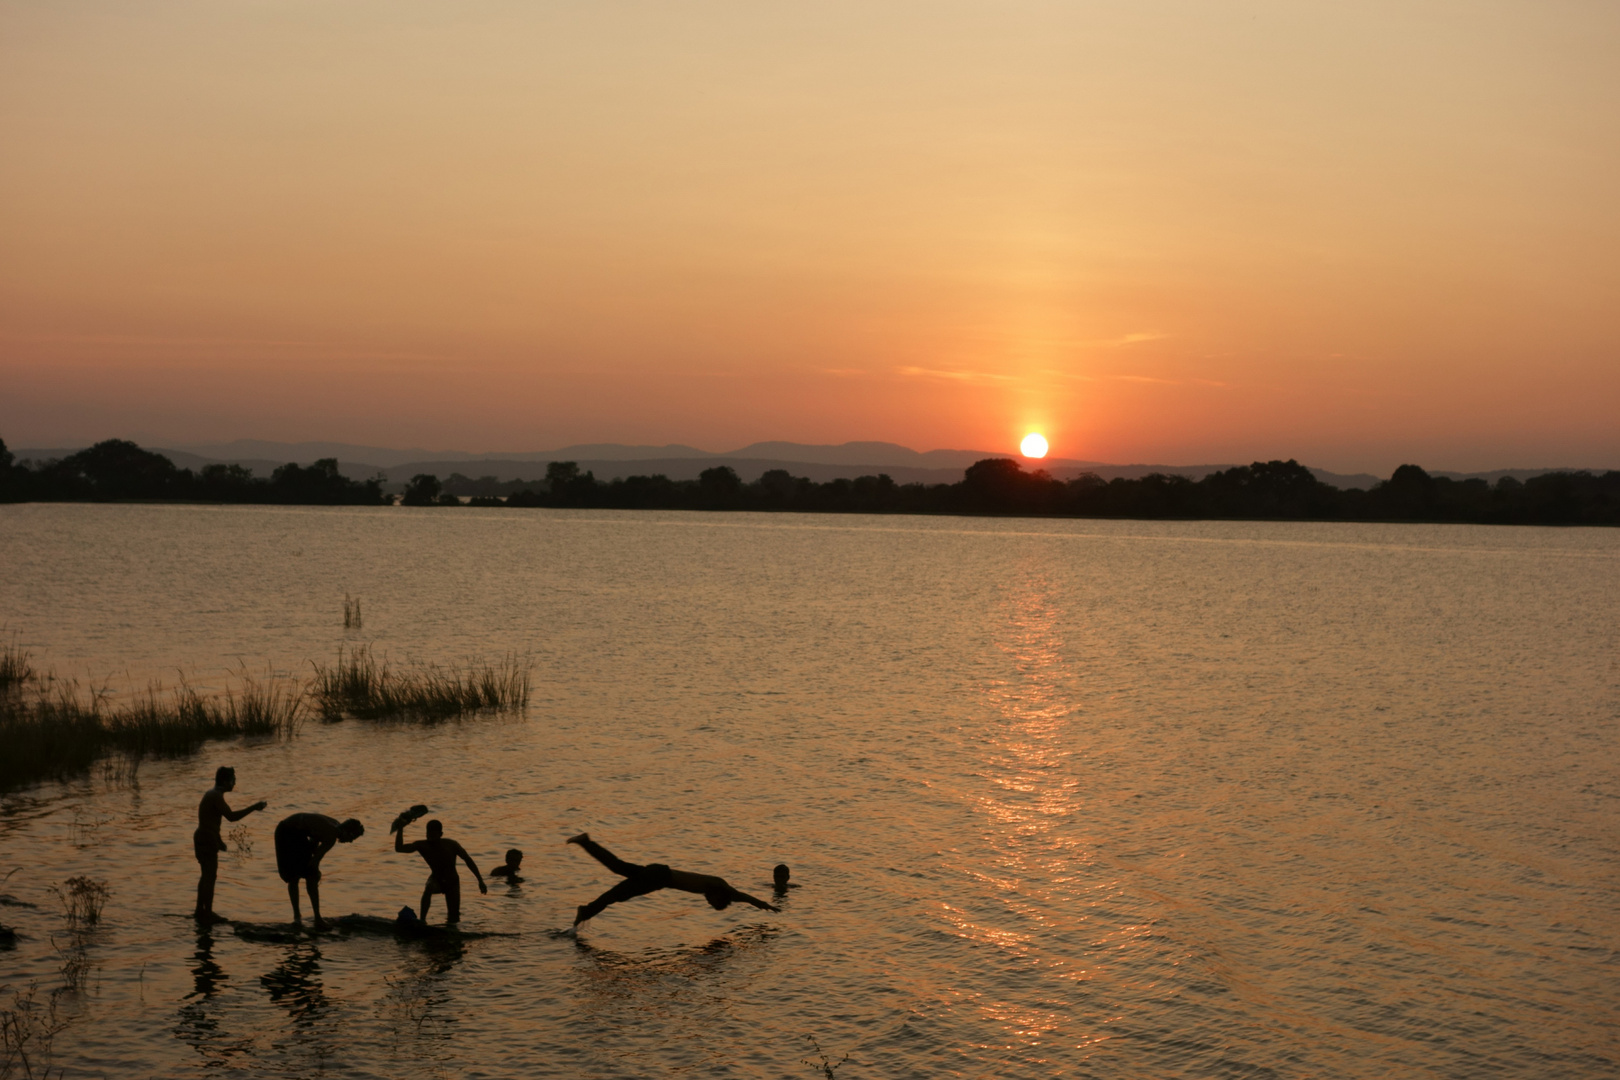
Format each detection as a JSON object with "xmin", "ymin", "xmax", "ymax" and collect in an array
[
  {"xmin": 0, "ymin": 636, "xmax": 31, "ymax": 689},
  {"xmin": 0, "ymin": 673, "xmax": 303, "ymax": 793},
  {"xmin": 1, "ymin": 982, "xmax": 73, "ymax": 1079},
  {"xmin": 311, "ymin": 645, "xmax": 531, "ymax": 723}
]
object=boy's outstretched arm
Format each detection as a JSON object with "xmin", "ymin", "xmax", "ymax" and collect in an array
[
  {"xmin": 730, "ymin": 887, "xmax": 780, "ymax": 913},
  {"xmin": 224, "ymin": 799, "xmax": 268, "ymax": 823}
]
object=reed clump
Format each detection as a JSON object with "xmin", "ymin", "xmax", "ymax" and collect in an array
[
  {"xmin": 311, "ymin": 645, "xmax": 531, "ymax": 723},
  {"xmin": 0, "ymin": 643, "xmax": 530, "ymax": 793},
  {"xmin": 0, "ymin": 637, "xmax": 31, "ymax": 689},
  {"xmin": 51, "ymin": 877, "xmax": 109, "ymax": 932},
  {"xmin": 0, "ymin": 673, "xmax": 303, "ymax": 793},
  {"xmin": 1, "ymin": 982, "xmax": 73, "ymax": 1079}
]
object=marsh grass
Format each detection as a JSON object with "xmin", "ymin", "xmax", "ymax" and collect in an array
[
  {"xmin": 311, "ymin": 645, "xmax": 531, "ymax": 723},
  {"xmin": 0, "ymin": 673, "xmax": 303, "ymax": 793},
  {"xmin": 1, "ymin": 981, "xmax": 72, "ymax": 1079},
  {"xmin": 0, "ymin": 641, "xmax": 528, "ymax": 793},
  {"xmin": 0, "ymin": 637, "xmax": 32, "ymax": 689},
  {"xmin": 801, "ymin": 1035, "xmax": 853, "ymax": 1078},
  {"xmin": 50, "ymin": 878, "xmax": 109, "ymax": 932},
  {"xmin": 46, "ymin": 877, "xmax": 108, "ymax": 998}
]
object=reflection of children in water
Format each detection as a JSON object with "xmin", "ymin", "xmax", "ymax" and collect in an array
[
  {"xmin": 176, "ymin": 931, "xmax": 230, "ymax": 1062},
  {"xmin": 261, "ymin": 944, "xmax": 329, "ymax": 1024},
  {"xmin": 489, "ymin": 849, "xmax": 524, "ymax": 884}
]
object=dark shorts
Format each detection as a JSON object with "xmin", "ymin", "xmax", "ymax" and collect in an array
[
  {"xmin": 194, "ymin": 828, "xmax": 226, "ymax": 868},
  {"xmin": 274, "ymin": 822, "xmax": 320, "ymax": 884},
  {"xmin": 425, "ymin": 871, "xmax": 463, "ymax": 921}
]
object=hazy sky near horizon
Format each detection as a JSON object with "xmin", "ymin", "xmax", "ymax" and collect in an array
[{"xmin": 2, "ymin": 1, "xmax": 1617, "ymax": 472}]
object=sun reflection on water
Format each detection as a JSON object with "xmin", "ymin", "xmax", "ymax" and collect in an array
[{"xmin": 938, "ymin": 561, "xmax": 1123, "ymax": 1050}]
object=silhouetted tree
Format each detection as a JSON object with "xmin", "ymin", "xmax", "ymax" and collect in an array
[
  {"xmin": 1200, "ymin": 459, "xmax": 1335, "ymax": 518},
  {"xmin": 0, "ymin": 436, "xmax": 27, "ymax": 502},
  {"xmin": 47, "ymin": 439, "xmax": 184, "ymax": 500},
  {"xmin": 545, "ymin": 461, "xmax": 581, "ymax": 488},
  {"xmin": 756, "ymin": 468, "xmax": 798, "ymax": 508},
  {"xmin": 401, "ymin": 474, "xmax": 443, "ymax": 506},
  {"xmin": 267, "ymin": 459, "xmax": 388, "ymax": 505},
  {"xmin": 698, "ymin": 465, "xmax": 743, "ymax": 509},
  {"xmin": 1374, "ymin": 464, "xmax": 1440, "ymax": 519}
]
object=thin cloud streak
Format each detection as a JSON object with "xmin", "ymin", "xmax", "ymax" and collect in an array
[{"xmin": 896, "ymin": 366, "xmax": 1015, "ymax": 383}]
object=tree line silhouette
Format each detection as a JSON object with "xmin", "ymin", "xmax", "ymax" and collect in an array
[
  {"xmin": 0, "ymin": 439, "xmax": 388, "ymax": 505},
  {"xmin": 3, "ymin": 437, "xmax": 1616, "ymax": 524}
]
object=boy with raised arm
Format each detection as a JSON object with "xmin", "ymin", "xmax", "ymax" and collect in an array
[
  {"xmin": 394, "ymin": 817, "xmax": 487, "ymax": 924},
  {"xmin": 567, "ymin": 833, "xmax": 779, "ymax": 926},
  {"xmin": 194, "ymin": 765, "xmax": 267, "ymax": 923}
]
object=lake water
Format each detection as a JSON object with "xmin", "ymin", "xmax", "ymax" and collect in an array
[{"xmin": 1, "ymin": 504, "xmax": 1616, "ymax": 1079}]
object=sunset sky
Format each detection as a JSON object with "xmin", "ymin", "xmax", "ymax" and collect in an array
[{"xmin": 2, "ymin": 1, "xmax": 1616, "ymax": 472}]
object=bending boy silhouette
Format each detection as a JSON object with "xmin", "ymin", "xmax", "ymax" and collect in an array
[
  {"xmin": 567, "ymin": 833, "xmax": 779, "ymax": 926},
  {"xmin": 394, "ymin": 818, "xmax": 486, "ymax": 923},
  {"xmin": 194, "ymin": 766, "xmax": 266, "ymax": 922},
  {"xmin": 274, "ymin": 813, "xmax": 364, "ymax": 929}
]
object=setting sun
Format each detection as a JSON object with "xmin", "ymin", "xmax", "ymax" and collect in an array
[{"xmin": 1020, "ymin": 433, "xmax": 1048, "ymax": 459}]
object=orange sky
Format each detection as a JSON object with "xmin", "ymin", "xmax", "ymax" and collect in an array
[{"xmin": 2, "ymin": 1, "xmax": 1617, "ymax": 471}]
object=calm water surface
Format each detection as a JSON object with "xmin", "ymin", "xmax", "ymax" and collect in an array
[{"xmin": 1, "ymin": 504, "xmax": 1616, "ymax": 1078}]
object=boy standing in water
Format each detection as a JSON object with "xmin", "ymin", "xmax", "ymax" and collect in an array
[
  {"xmin": 193, "ymin": 766, "xmax": 267, "ymax": 923},
  {"xmin": 394, "ymin": 818, "xmax": 487, "ymax": 923}
]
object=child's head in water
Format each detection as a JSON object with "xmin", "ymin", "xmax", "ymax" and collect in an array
[
  {"xmin": 773, "ymin": 864, "xmax": 792, "ymax": 890},
  {"xmin": 704, "ymin": 889, "xmax": 733, "ymax": 910},
  {"xmin": 504, "ymin": 849, "xmax": 523, "ymax": 870}
]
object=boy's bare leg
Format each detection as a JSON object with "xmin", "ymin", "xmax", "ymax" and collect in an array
[
  {"xmin": 196, "ymin": 865, "xmax": 217, "ymax": 919},
  {"xmin": 420, "ymin": 879, "xmax": 434, "ymax": 921},
  {"xmin": 308, "ymin": 880, "xmax": 325, "ymax": 929},
  {"xmin": 567, "ymin": 834, "xmax": 640, "ymax": 877},
  {"xmin": 287, "ymin": 882, "xmax": 302, "ymax": 923}
]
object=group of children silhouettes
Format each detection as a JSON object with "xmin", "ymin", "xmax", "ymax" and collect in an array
[{"xmin": 193, "ymin": 766, "xmax": 793, "ymax": 930}]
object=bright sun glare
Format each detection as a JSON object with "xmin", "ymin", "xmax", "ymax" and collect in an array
[{"xmin": 1020, "ymin": 433, "xmax": 1048, "ymax": 459}]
